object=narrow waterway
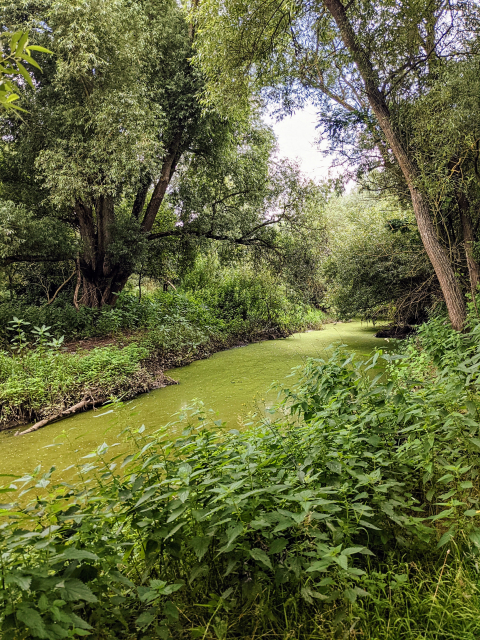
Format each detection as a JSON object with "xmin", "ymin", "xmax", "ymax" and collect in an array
[{"xmin": 0, "ymin": 322, "xmax": 392, "ymax": 477}]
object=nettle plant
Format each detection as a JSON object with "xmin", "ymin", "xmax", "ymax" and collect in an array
[
  {"xmin": 7, "ymin": 318, "xmax": 64, "ymax": 354},
  {"xmin": 2, "ymin": 325, "xmax": 480, "ymax": 638}
]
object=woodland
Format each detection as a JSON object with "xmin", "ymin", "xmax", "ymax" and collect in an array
[{"xmin": 2, "ymin": 1, "xmax": 480, "ymax": 638}]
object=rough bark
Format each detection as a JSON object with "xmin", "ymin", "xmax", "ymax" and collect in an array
[
  {"xmin": 458, "ymin": 193, "xmax": 480, "ymax": 295},
  {"xmin": 141, "ymin": 130, "xmax": 184, "ymax": 232},
  {"xmin": 322, "ymin": 0, "xmax": 466, "ymax": 330},
  {"xmin": 72, "ymin": 131, "xmax": 186, "ymax": 308}
]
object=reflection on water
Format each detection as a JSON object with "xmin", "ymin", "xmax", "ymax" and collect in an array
[{"xmin": 0, "ymin": 321, "xmax": 393, "ymax": 477}]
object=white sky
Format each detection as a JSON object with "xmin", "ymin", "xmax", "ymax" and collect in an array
[{"xmin": 266, "ymin": 104, "xmax": 333, "ymax": 182}]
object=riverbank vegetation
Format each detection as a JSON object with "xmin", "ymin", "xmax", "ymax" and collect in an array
[
  {"xmin": 0, "ymin": 263, "xmax": 324, "ymax": 430},
  {"xmin": 3, "ymin": 0, "xmax": 480, "ymax": 637},
  {"xmin": 3, "ymin": 310, "xmax": 480, "ymax": 638}
]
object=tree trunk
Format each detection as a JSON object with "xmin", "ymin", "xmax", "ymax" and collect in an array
[
  {"xmin": 73, "ymin": 131, "xmax": 186, "ymax": 308},
  {"xmin": 75, "ymin": 197, "xmax": 130, "ymax": 308},
  {"xmin": 458, "ymin": 197, "xmax": 480, "ymax": 295},
  {"xmin": 322, "ymin": 0, "xmax": 466, "ymax": 330}
]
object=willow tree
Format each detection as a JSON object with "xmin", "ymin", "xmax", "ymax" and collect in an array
[
  {"xmin": 1, "ymin": 0, "xmax": 323, "ymax": 307},
  {"xmin": 0, "ymin": 0, "xmax": 231, "ymax": 306},
  {"xmin": 195, "ymin": 0, "xmax": 480, "ymax": 329}
]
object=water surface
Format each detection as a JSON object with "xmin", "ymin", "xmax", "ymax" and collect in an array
[{"xmin": 0, "ymin": 322, "xmax": 391, "ymax": 477}]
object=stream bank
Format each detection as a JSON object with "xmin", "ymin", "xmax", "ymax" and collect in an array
[
  {"xmin": 1, "ymin": 321, "xmax": 318, "ymax": 434},
  {"xmin": 0, "ymin": 321, "xmax": 392, "ymax": 477}
]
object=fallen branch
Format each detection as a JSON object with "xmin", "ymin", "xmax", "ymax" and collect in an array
[
  {"xmin": 15, "ymin": 397, "xmax": 96, "ymax": 436},
  {"xmin": 13, "ymin": 374, "xmax": 178, "ymax": 435}
]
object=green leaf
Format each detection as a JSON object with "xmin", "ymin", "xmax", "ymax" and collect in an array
[
  {"xmin": 16, "ymin": 61, "xmax": 34, "ymax": 89},
  {"xmin": 469, "ymin": 529, "xmax": 480, "ymax": 548},
  {"xmin": 334, "ymin": 554, "xmax": 348, "ymax": 570},
  {"xmin": 9, "ymin": 31, "xmax": 23, "ymax": 52},
  {"xmin": 15, "ymin": 32, "xmax": 29, "ymax": 55},
  {"xmin": 6, "ymin": 573, "xmax": 31, "ymax": 590},
  {"xmin": 269, "ymin": 537, "xmax": 288, "ymax": 554},
  {"xmin": 306, "ymin": 558, "xmax": 334, "ymax": 572},
  {"xmin": 344, "ymin": 587, "xmax": 357, "ymax": 603},
  {"xmin": 56, "ymin": 549, "xmax": 99, "ymax": 561},
  {"xmin": 227, "ymin": 522, "xmax": 244, "ymax": 545},
  {"xmin": 16, "ymin": 607, "xmax": 47, "ymax": 637},
  {"xmin": 27, "ymin": 45, "xmax": 53, "ymax": 54},
  {"xmin": 110, "ymin": 570, "xmax": 134, "ymax": 588},
  {"xmin": 167, "ymin": 505, "xmax": 186, "ymax": 523},
  {"xmin": 430, "ymin": 508, "xmax": 454, "ymax": 522},
  {"xmin": 437, "ymin": 528, "xmax": 455, "ymax": 548},
  {"xmin": 359, "ymin": 519, "xmax": 381, "ymax": 530},
  {"xmin": 342, "ymin": 546, "xmax": 369, "ymax": 556},
  {"xmin": 136, "ymin": 610, "xmax": 156, "ymax": 629},
  {"xmin": 190, "ymin": 536, "xmax": 211, "ymax": 560},
  {"xmin": 55, "ymin": 578, "xmax": 97, "ymax": 602},
  {"xmin": 70, "ymin": 613, "xmax": 93, "ymax": 631},
  {"xmin": 18, "ymin": 53, "xmax": 41, "ymax": 71},
  {"xmin": 164, "ymin": 600, "xmax": 179, "ymax": 621},
  {"xmin": 250, "ymin": 548, "xmax": 272, "ymax": 570}
]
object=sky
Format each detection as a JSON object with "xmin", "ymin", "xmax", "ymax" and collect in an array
[{"xmin": 266, "ymin": 104, "xmax": 333, "ymax": 182}]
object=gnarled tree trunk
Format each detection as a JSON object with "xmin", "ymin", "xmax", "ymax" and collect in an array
[{"xmin": 74, "ymin": 130, "xmax": 185, "ymax": 308}]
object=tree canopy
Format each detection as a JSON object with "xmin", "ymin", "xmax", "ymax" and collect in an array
[
  {"xmin": 0, "ymin": 0, "xmax": 325, "ymax": 308},
  {"xmin": 195, "ymin": 0, "xmax": 480, "ymax": 329}
]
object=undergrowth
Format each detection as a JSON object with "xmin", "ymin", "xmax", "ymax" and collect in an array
[
  {"xmin": 0, "ymin": 290, "xmax": 324, "ymax": 428},
  {"xmin": 2, "ymin": 312, "xmax": 480, "ymax": 638}
]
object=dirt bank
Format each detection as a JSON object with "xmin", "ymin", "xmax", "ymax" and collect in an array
[{"xmin": 5, "ymin": 325, "xmax": 296, "ymax": 435}]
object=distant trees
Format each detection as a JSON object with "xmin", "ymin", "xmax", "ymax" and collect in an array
[
  {"xmin": 196, "ymin": 0, "xmax": 480, "ymax": 329},
  {"xmin": 322, "ymin": 192, "xmax": 435, "ymax": 323}
]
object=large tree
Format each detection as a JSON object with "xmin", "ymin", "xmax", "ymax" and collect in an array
[
  {"xmin": 0, "ymin": 0, "xmax": 263, "ymax": 306},
  {"xmin": 196, "ymin": 0, "xmax": 480, "ymax": 329},
  {"xmin": 0, "ymin": 0, "xmax": 323, "ymax": 307}
]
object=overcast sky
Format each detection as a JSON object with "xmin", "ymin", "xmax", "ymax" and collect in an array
[{"xmin": 266, "ymin": 104, "xmax": 333, "ymax": 182}]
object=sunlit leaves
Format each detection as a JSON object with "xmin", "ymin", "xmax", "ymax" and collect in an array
[{"xmin": 0, "ymin": 31, "xmax": 52, "ymax": 113}]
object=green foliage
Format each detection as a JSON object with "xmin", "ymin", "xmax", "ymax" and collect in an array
[
  {"xmin": 0, "ymin": 284, "xmax": 324, "ymax": 426},
  {"xmin": 2, "ymin": 313, "xmax": 480, "ymax": 637},
  {"xmin": 0, "ymin": 30, "xmax": 52, "ymax": 112},
  {"xmin": 181, "ymin": 254, "xmax": 321, "ymax": 328},
  {"xmin": 0, "ymin": 342, "xmax": 149, "ymax": 425},
  {"xmin": 322, "ymin": 191, "xmax": 435, "ymax": 322},
  {"xmin": 0, "ymin": 200, "xmax": 76, "ymax": 266}
]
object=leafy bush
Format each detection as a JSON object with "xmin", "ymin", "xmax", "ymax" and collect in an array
[
  {"xmin": 0, "ymin": 282, "xmax": 323, "ymax": 346},
  {"xmin": 2, "ymin": 313, "xmax": 480, "ymax": 638}
]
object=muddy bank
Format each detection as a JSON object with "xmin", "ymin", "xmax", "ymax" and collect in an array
[{"xmin": 375, "ymin": 324, "xmax": 416, "ymax": 339}]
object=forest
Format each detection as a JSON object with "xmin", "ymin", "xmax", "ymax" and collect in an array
[{"xmin": 1, "ymin": 0, "xmax": 480, "ymax": 638}]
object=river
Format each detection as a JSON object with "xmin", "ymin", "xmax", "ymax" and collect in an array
[{"xmin": 0, "ymin": 321, "xmax": 391, "ymax": 477}]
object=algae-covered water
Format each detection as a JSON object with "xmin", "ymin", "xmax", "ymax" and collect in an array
[{"xmin": 0, "ymin": 322, "xmax": 392, "ymax": 477}]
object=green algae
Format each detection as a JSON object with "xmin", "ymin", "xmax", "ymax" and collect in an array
[{"xmin": 0, "ymin": 321, "xmax": 392, "ymax": 476}]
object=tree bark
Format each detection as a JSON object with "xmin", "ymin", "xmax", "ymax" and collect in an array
[
  {"xmin": 322, "ymin": 0, "xmax": 466, "ymax": 330},
  {"xmin": 141, "ymin": 130, "xmax": 184, "ymax": 232},
  {"xmin": 457, "ymin": 193, "xmax": 480, "ymax": 295},
  {"xmin": 75, "ymin": 196, "xmax": 131, "ymax": 308},
  {"xmin": 73, "ymin": 132, "xmax": 185, "ymax": 308}
]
